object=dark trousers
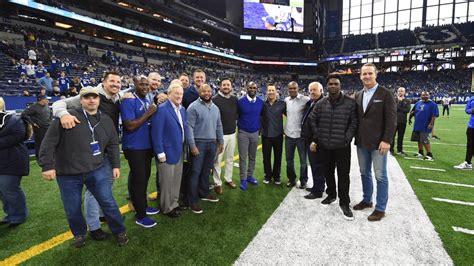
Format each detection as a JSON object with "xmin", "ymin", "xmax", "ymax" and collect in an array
[
  {"xmin": 285, "ymin": 136, "xmax": 308, "ymax": 184},
  {"xmin": 391, "ymin": 122, "xmax": 407, "ymax": 153},
  {"xmin": 262, "ymin": 135, "xmax": 283, "ymax": 181},
  {"xmin": 33, "ymin": 127, "xmax": 48, "ymax": 159},
  {"xmin": 124, "ymin": 149, "xmax": 153, "ymax": 219},
  {"xmin": 319, "ymin": 146, "xmax": 351, "ymax": 206},
  {"xmin": 308, "ymin": 148, "xmax": 325, "ymax": 194},
  {"xmin": 466, "ymin": 128, "xmax": 474, "ymax": 164},
  {"xmin": 188, "ymin": 141, "xmax": 216, "ymax": 205},
  {"xmin": 442, "ymin": 105, "xmax": 450, "ymax": 116}
]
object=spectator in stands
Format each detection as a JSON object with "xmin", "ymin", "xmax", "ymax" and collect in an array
[
  {"xmin": 35, "ymin": 61, "xmax": 47, "ymax": 79},
  {"xmin": 52, "ymin": 87, "xmax": 61, "ymax": 97},
  {"xmin": 63, "ymin": 58, "xmax": 72, "ymax": 75},
  {"xmin": 151, "ymin": 81, "xmax": 186, "ymax": 218},
  {"xmin": 16, "ymin": 58, "xmax": 26, "ymax": 76},
  {"xmin": 39, "ymin": 87, "xmax": 129, "ymax": 248},
  {"xmin": 25, "ymin": 60, "xmax": 35, "ymax": 79},
  {"xmin": 409, "ymin": 91, "xmax": 439, "ymax": 161},
  {"xmin": 27, "ymin": 48, "xmax": 37, "ymax": 64},
  {"xmin": 80, "ymin": 72, "xmax": 91, "ymax": 88},
  {"xmin": 38, "ymin": 72, "xmax": 54, "ymax": 96},
  {"xmin": 57, "ymin": 71, "xmax": 70, "ymax": 94},
  {"xmin": 22, "ymin": 90, "xmax": 30, "ymax": 97},
  {"xmin": 237, "ymin": 81, "xmax": 264, "ymax": 191},
  {"xmin": 303, "ymin": 82, "xmax": 325, "ymax": 199},
  {"xmin": 183, "ymin": 69, "xmax": 204, "ymax": 109},
  {"xmin": 186, "ymin": 84, "xmax": 223, "ymax": 213},
  {"xmin": 0, "ymin": 97, "xmax": 31, "ymax": 227},
  {"xmin": 261, "ymin": 84, "xmax": 286, "ymax": 185},
  {"xmin": 284, "ymin": 81, "xmax": 310, "ymax": 188},
  {"xmin": 67, "ymin": 86, "xmax": 78, "ymax": 98},
  {"xmin": 212, "ymin": 78, "xmax": 239, "ymax": 194},
  {"xmin": 391, "ymin": 87, "xmax": 411, "ymax": 156},
  {"xmin": 50, "ymin": 55, "xmax": 59, "ymax": 76},
  {"xmin": 354, "ymin": 63, "xmax": 396, "ymax": 222},
  {"xmin": 454, "ymin": 95, "xmax": 474, "ymax": 170},
  {"xmin": 89, "ymin": 78, "xmax": 98, "ymax": 87},
  {"xmin": 22, "ymin": 95, "xmax": 52, "ymax": 160},
  {"xmin": 19, "ymin": 72, "xmax": 30, "ymax": 83},
  {"xmin": 120, "ymin": 76, "xmax": 158, "ymax": 227}
]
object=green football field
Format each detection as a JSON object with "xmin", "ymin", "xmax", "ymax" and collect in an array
[{"xmin": 0, "ymin": 104, "xmax": 473, "ymax": 265}]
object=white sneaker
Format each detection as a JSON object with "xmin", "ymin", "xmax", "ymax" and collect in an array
[
  {"xmin": 454, "ymin": 162, "xmax": 472, "ymax": 170},
  {"xmin": 415, "ymin": 153, "xmax": 424, "ymax": 158},
  {"xmin": 424, "ymin": 156, "xmax": 434, "ymax": 161}
]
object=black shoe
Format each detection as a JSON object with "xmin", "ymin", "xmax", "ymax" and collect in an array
[
  {"xmin": 321, "ymin": 196, "xmax": 337, "ymax": 205},
  {"xmin": 304, "ymin": 193, "xmax": 323, "ymax": 200},
  {"xmin": 72, "ymin": 235, "xmax": 86, "ymax": 248},
  {"xmin": 305, "ymin": 187, "xmax": 312, "ymax": 192},
  {"xmin": 165, "ymin": 208, "xmax": 181, "ymax": 218},
  {"xmin": 0, "ymin": 220, "xmax": 8, "ymax": 225},
  {"xmin": 115, "ymin": 232, "xmax": 129, "ymax": 247},
  {"xmin": 286, "ymin": 181, "xmax": 296, "ymax": 188},
  {"xmin": 8, "ymin": 223, "xmax": 21, "ymax": 228},
  {"xmin": 89, "ymin": 228, "xmax": 108, "ymax": 241},
  {"xmin": 299, "ymin": 182, "xmax": 307, "ymax": 189},
  {"xmin": 340, "ymin": 205, "xmax": 354, "ymax": 221},
  {"xmin": 178, "ymin": 204, "xmax": 188, "ymax": 211},
  {"xmin": 99, "ymin": 216, "xmax": 107, "ymax": 223}
]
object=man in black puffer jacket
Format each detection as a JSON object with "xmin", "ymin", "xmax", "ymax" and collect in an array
[{"xmin": 309, "ymin": 74, "xmax": 358, "ymax": 220}]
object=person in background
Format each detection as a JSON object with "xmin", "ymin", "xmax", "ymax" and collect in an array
[
  {"xmin": 454, "ymin": 95, "xmax": 474, "ymax": 170},
  {"xmin": 391, "ymin": 87, "xmax": 411, "ymax": 156},
  {"xmin": 22, "ymin": 95, "xmax": 52, "ymax": 160}
]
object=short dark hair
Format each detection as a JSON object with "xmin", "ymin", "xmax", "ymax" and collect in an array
[
  {"xmin": 220, "ymin": 77, "xmax": 231, "ymax": 85},
  {"xmin": 103, "ymin": 71, "xmax": 121, "ymax": 81},
  {"xmin": 326, "ymin": 74, "xmax": 342, "ymax": 84},
  {"xmin": 179, "ymin": 73, "xmax": 189, "ymax": 78}
]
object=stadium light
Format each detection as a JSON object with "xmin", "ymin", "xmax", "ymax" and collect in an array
[{"xmin": 55, "ymin": 22, "xmax": 72, "ymax": 29}]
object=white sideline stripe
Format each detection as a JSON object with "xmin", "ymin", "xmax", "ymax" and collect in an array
[
  {"xmin": 410, "ymin": 166, "xmax": 446, "ymax": 172},
  {"xmin": 419, "ymin": 179, "xmax": 474, "ymax": 188},
  {"xmin": 432, "ymin": 197, "xmax": 474, "ymax": 206},
  {"xmin": 452, "ymin": 226, "xmax": 474, "ymax": 235}
]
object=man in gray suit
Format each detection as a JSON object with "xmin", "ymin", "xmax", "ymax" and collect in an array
[{"xmin": 353, "ymin": 63, "xmax": 396, "ymax": 222}]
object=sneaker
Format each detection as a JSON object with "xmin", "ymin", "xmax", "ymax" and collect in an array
[
  {"xmin": 397, "ymin": 151, "xmax": 407, "ymax": 156},
  {"xmin": 247, "ymin": 176, "xmax": 258, "ymax": 186},
  {"xmin": 286, "ymin": 181, "xmax": 296, "ymax": 188},
  {"xmin": 240, "ymin": 179, "xmax": 248, "ymax": 191},
  {"xmin": 339, "ymin": 205, "xmax": 354, "ymax": 221},
  {"xmin": 415, "ymin": 152, "xmax": 424, "ymax": 158},
  {"xmin": 190, "ymin": 203, "xmax": 203, "ymax": 214},
  {"xmin": 72, "ymin": 235, "xmax": 86, "ymax": 248},
  {"xmin": 263, "ymin": 177, "xmax": 271, "ymax": 184},
  {"xmin": 201, "ymin": 195, "xmax": 219, "ymax": 203},
  {"xmin": 321, "ymin": 196, "xmax": 337, "ymax": 205},
  {"xmin": 424, "ymin": 155, "xmax": 434, "ymax": 161},
  {"xmin": 89, "ymin": 228, "xmax": 108, "ymax": 241},
  {"xmin": 432, "ymin": 135, "xmax": 441, "ymax": 140},
  {"xmin": 454, "ymin": 161, "xmax": 472, "ymax": 170},
  {"xmin": 274, "ymin": 179, "xmax": 282, "ymax": 185},
  {"xmin": 115, "ymin": 232, "xmax": 129, "ymax": 247},
  {"xmin": 146, "ymin": 207, "xmax": 160, "ymax": 215},
  {"xmin": 135, "ymin": 217, "xmax": 157, "ymax": 228}
]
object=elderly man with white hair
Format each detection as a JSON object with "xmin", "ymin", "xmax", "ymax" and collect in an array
[{"xmin": 151, "ymin": 80, "xmax": 186, "ymax": 218}]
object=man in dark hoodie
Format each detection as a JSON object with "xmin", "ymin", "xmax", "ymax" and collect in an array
[
  {"xmin": 0, "ymin": 97, "xmax": 30, "ymax": 227},
  {"xmin": 40, "ymin": 87, "xmax": 128, "ymax": 248}
]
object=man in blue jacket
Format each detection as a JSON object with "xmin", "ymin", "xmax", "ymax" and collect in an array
[
  {"xmin": 454, "ymin": 95, "xmax": 474, "ymax": 170},
  {"xmin": 152, "ymin": 81, "xmax": 186, "ymax": 218}
]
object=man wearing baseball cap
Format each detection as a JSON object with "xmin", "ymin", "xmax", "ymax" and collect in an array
[
  {"xmin": 22, "ymin": 95, "xmax": 52, "ymax": 160},
  {"xmin": 39, "ymin": 86, "xmax": 128, "ymax": 248}
]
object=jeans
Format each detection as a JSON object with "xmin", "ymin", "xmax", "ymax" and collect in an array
[
  {"xmin": 356, "ymin": 146, "xmax": 389, "ymax": 212},
  {"xmin": 188, "ymin": 141, "xmax": 216, "ymax": 205},
  {"xmin": 84, "ymin": 156, "xmax": 113, "ymax": 231},
  {"xmin": 56, "ymin": 163, "xmax": 125, "ymax": 236},
  {"xmin": 285, "ymin": 136, "xmax": 308, "ymax": 184},
  {"xmin": 262, "ymin": 134, "xmax": 283, "ymax": 182},
  {"xmin": 0, "ymin": 175, "xmax": 28, "ymax": 224}
]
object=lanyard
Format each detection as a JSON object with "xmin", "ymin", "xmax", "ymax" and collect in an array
[
  {"xmin": 82, "ymin": 109, "xmax": 101, "ymax": 142},
  {"xmin": 133, "ymin": 92, "xmax": 148, "ymax": 111}
]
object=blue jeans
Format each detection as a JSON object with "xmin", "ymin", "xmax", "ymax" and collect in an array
[
  {"xmin": 0, "ymin": 175, "xmax": 28, "ymax": 224},
  {"xmin": 356, "ymin": 147, "xmax": 389, "ymax": 212},
  {"xmin": 285, "ymin": 137, "xmax": 308, "ymax": 184},
  {"xmin": 84, "ymin": 156, "xmax": 113, "ymax": 231},
  {"xmin": 188, "ymin": 141, "xmax": 216, "ymax": 205},
  {"xmin": 57, "ymin": 163, "xmax": 125, "ymax": 236}
]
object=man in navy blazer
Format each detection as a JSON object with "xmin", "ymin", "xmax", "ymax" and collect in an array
[{"xmin": 151, "ymin": 81, "xmax": 186, "ymax": 218}]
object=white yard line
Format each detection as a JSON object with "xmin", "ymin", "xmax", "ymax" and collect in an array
[
  {"xmin": 432, "ymin": 197, "xmax": 474, "ymax": 206},
  {"xmin": 410, "ymin": 166, "xmax": 446, "ymax": 172},
  {"xmin": 452, "ymin": 226, "xmax": 474, "ymax": 235},
  {"xmin": 235, "ymin": 145, "xmax": 452, "ymax": 265},
  {"xmin": 418, "ymin": 179, "xmax": 474, "ymax": 188}
]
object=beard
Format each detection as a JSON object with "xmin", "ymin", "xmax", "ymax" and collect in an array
[{"xmin": 200, "ymin": 96, "xmax": 211, "ymax": 103}]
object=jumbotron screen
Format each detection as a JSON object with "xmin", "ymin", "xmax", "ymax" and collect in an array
[{"xmin": 243, "ymin": 0, "xmax": 304, "ymax": 33}]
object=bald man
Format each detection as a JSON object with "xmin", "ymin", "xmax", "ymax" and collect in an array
[{"xmin": 391, "ymin": 87, "xmax": 411, "ymax": 155}]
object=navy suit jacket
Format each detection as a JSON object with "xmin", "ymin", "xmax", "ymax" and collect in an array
[{"xmin": 151, "ymin": 100, "xmax": 186, "ymax": 164}]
